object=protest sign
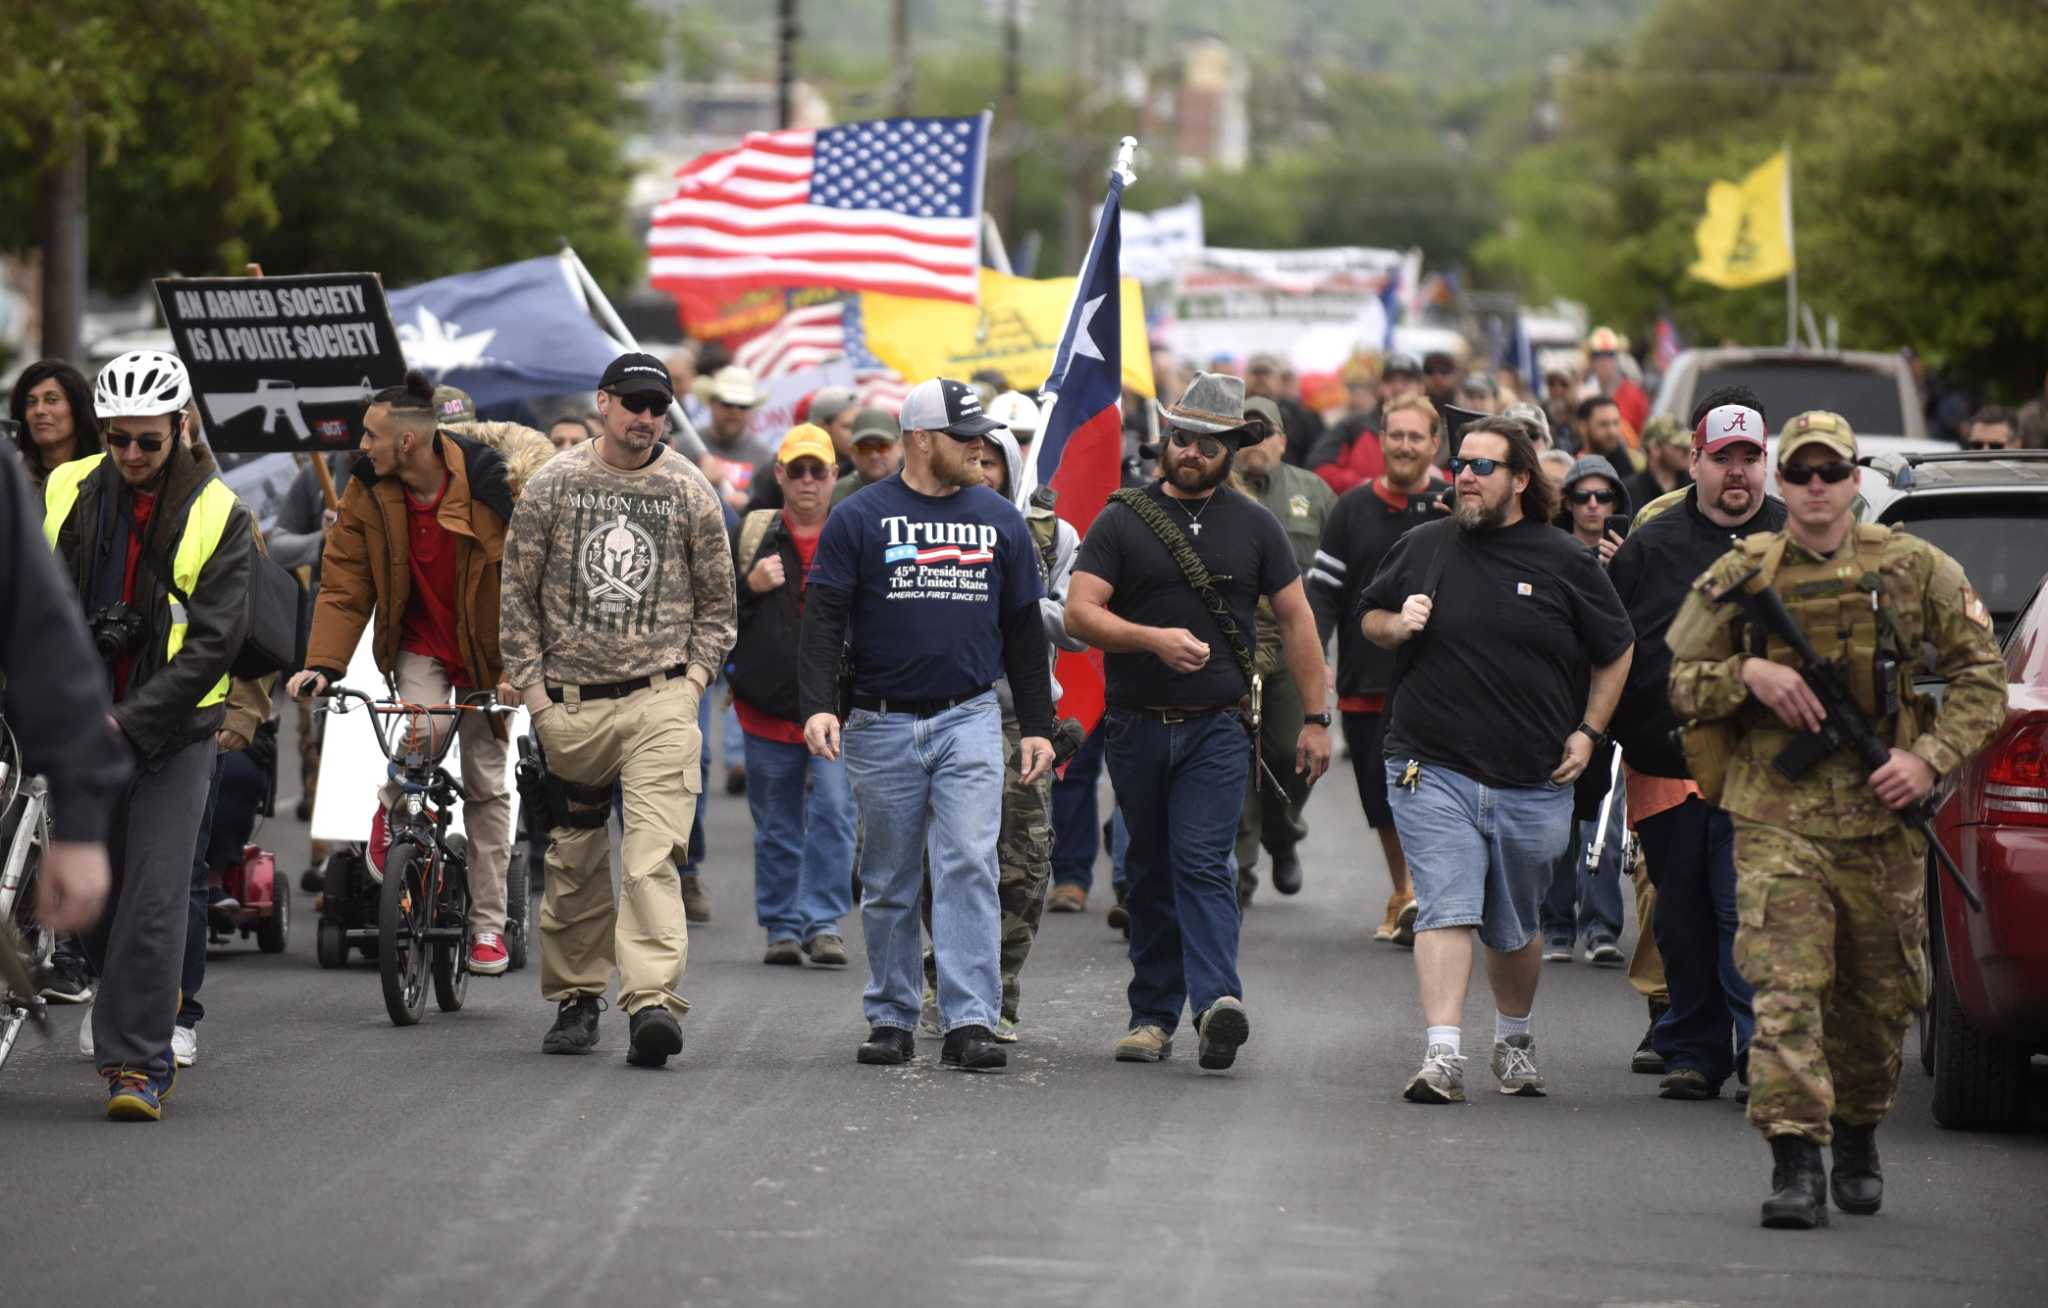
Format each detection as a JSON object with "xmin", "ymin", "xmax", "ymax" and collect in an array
[
  {"xmin": 155, "ymin": 272, "xmax": 407, "ymax": 453},
  {"xmin": 862, "ymin": 268, "xmax": 1154, "ymax": 398}
]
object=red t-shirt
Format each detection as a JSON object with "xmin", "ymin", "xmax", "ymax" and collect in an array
[
  {"xmin": 734, "ymin": 513, "xmax": 823, "ymax": 745},
  {"xmin": 113, "ymin": 489, "xmax": 157, "ymax": 701},
  {"xmin": 399, "ymin": 476, "xmax": 469, "ymax": 686}
]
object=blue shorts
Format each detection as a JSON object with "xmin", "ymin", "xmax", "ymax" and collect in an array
[{"xmin": 1384, "ymin": 757, "xmax": 1575, "ymax": 953}]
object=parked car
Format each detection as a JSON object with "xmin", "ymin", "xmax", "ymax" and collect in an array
[
  {"xmin": 1652, "ymin": 347, "xmax": 1927, "ymax": 442},
  {"xmin": 1858, "ymin": 450, "xmax": 2048, "ymax": 640},
  {"xmin": 1926, "ymin": 568, "xmax": 2048, "ymax": 1130}
]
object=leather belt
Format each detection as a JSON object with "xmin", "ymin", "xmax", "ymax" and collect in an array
[
  {"xmin": 849, "ymin": 687, "xmax": 991, "ymax": 718},
  {"xmin": 546, "ymin": 663, "xmax": 691, "ymax": 703},
  {"xmin": 1125, "ymin": 703, "xmax": 1235, "ymax": 724}
]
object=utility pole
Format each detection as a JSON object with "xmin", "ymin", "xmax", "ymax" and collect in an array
[
  {"xmin": 777, "ymin": 0, "xmax": 800, "ymax": 129},
  {"xmin": 892, "ymin": 0, "xmax": 914, "ymax": 116},
  {"xmin": 39, "ymin": 136, "xmax": 87, "ymax": 362},
  {"xmin": 991, "ymin": 0, "xmax": 1023, "ymax": 238}
]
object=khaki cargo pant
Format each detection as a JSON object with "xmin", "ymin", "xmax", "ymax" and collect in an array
[
  {"xmin": 385, "ymin": 651, "xmax": 510, "ymax": 935},
  {"xmin": 534, "ymin": 675, "xmax": 701, "ymax": 1018},
  {"xmin": 1731, "ymin": 819, "xmax": 1929, "ymax": 1145}
]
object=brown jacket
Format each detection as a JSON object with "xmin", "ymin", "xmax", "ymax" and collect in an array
[{"xmin": 306, "ymin": 432, "xmax": 515, "ymax": 707}]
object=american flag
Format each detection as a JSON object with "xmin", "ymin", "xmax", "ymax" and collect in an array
[
  {"xmin": 731, "ymin": 295, "xmax": 912, "ymax": 415},
  {"xmin": 648, "ymin": 115, "xmax": 989, "ymax": 315}
]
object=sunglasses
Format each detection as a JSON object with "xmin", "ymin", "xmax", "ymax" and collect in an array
[
  {"xmin": 1964, "ymin": 440, "xmax": 2007, "ymax": 451},
  {"xmin": 1169, "ymin": 429, "xmax": 1225, "ymax": 457},
  {"xmin": 1424, "ymin": 363, "xmax": 1458, "ymax": 375},
  {"xmin": 1449, "ymin": 456, "xmax": 1508, "ymax": 477},
  {"xmin": 1778, "ymin": 461, "xmax": 1856, "ymax": 486},
  {"xmin": 1565, "ymin": 488, "xmax": 1618, "ymax": 505},
  {"xmin": 104, "ymin": 431, "xmax": 168, "ymax": 453},
  {"xmin": 609, "ymin": 391, "xmax": 669, "ymax": 415},
  {"xmin": 782, "ymin": 460, "xmax": 833, "ymax": 481},
  {"xmin": 853, "ymin": 438, "xmax": 894, "ymax": 454}
]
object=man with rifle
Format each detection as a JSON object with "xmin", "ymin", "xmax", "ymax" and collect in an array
[{"xmin": 1667, "ymin": 410, "xmax": 2005, "ymax": 1231}]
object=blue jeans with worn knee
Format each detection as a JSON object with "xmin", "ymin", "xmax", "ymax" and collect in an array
[
  {"xmin": 842, "ymin": 693, "xmax": 1004, "ymax": 1033},
  {"xmin": 743, "ymin": 732, "xmax": 856, "ymax": 943},
  {"xmin": 1385, "ymin": 757, "xmax": 1575, "ymax": 953},
  {"xmin": 1104, "ymin": 708, "xmax": 1247, "ymax": 1033}
]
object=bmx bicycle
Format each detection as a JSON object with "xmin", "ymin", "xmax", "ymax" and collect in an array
[
  {"xmin": 314, "ymin": 686, "xmax": 514, "ymax": 1027},
  {"xmin": 0, "ymin": 716, "xmax": 53, "ymax": 1076}
]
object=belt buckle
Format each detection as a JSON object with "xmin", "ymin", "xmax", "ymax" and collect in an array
[{"xmin": 1159, "ymin": 708, "xmax": 1187, "ymax": 725}]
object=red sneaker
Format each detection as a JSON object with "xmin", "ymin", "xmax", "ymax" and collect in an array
[
  {"xmin": 366, "ymin": 805, "xmax": 391, "ymax": 883},
  {"xmin": 469, "ymin": 932, "xmax": 509, "ymax": 975}
]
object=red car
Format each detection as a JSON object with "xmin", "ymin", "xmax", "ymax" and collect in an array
[{"xmin": 1928, "ymin": 570, "xmax": 2048, "ymax": 1130}]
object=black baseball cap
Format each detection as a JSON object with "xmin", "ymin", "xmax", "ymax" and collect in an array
[
  {"xmin": 899, "ymin": 377, "xmax": 1002, "ymax": 440},
  {"xmin": 599, "ymin": 352, "xmax": 675, "ymax": 400}
]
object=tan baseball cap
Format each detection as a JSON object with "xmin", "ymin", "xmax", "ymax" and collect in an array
[{"xmin": 1777, "ymin": 410, "xmax": 1857, "ymax": 466}]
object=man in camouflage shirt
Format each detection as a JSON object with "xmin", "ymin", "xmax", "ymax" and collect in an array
[
  {"xmin": 1667, "ymin": 410, "xmax": 2004, "ymax": 1230},
  {"xmin": 501, "ymin": 352, "xmax": 737, "ymax": 1070}
]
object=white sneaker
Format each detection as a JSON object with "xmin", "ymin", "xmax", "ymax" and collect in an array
[
  {"xmin": 78, "ymin": 1001, "xmax": 95, "ymax": 1060},
  {"xmin": 1492, "ymin": 1033, "xmax": 1548, "ymax": 1097},
  {"xmin": 172, "ymin": 1024, "xmax": 198, "ymax": 1068},
  {"xmin": 1402, "ymin": 1042, "xmax": 1466, "ymax": 1104}
]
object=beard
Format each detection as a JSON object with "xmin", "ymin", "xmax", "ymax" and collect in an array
[
  {"xmin": 1454, "ymin": 491, "xmax": 1511, "ymax": 531},
  {"xmin": 1710, "ymin": 483, "xmax": 1754, "ymax": 516},
  {"xmin": 1163, "ymin": 443, "xmax": 1234, "ymax": 494}
]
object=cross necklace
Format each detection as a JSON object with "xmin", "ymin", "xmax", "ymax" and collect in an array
[{"xmin": 1174, "ymin": 493, "xmax": 1214, "ymax": 536}]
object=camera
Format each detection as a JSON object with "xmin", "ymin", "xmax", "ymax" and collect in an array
[{"xmin": 88, "ymin": 602, "xmax": 148, "ymax": 661}]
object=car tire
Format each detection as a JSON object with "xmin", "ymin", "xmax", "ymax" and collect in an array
[{"xmin": 1930, "ymin": 912, "xmax": 2030, "ymax": 1131}]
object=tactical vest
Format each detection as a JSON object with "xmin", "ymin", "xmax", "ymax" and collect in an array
[
  {"xmin": 1736, "ymin": 523, "xmax": 1913, "ymax": 733},
  {"xmin": 43, "ymin": 453, "xmax": 237, "ymax": 708}
]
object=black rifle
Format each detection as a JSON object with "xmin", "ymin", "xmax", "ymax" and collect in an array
[{"xmin": 1714, "ymin": 566, "xmax": 1982, "ymax": 911}]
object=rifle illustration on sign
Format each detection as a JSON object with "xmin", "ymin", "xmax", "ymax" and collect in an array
[{"xmin": 208, "ymin": 377, "xmax": 378, "ymax": 443}]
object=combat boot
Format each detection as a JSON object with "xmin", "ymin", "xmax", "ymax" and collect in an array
[
  {"xmin": 1829, "ymin": 1120, "xmax": 1883, "ymax": 1215},
  {"xmin": 1760, "ymin": 1135, "xmax": 1829, "ymax": 1230}
]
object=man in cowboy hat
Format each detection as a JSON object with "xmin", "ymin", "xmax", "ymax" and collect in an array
[{"xmin": 1065, "ymin": 372, "xmax": 1332, "ymax": 1073}]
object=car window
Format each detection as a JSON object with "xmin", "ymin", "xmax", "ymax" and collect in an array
[
  {"xmin": 2004, "ymin": 579, "xmax": 2047, "ymax": 686},
  {"xmin": 1888, "ymin": 506, "xmax": 2048, "ymax": 637},
  {"xmin": 1694, "ymin": 364, "xmax": 1905, "ymax": 434}
]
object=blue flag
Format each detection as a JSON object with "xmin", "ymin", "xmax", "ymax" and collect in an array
[
  {"xmin": 1026, "ymin": 170, "xmax": 1128, "ymax": 538},
  {"xmin": 386, "ymin": 255, "xmax": 625, "ymax": 408}
]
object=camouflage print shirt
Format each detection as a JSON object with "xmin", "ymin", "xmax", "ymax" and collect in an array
[
  {"xmin": 1666, "ymin": 525, "xmax": 2005, "ymax": 837},
  {"xmin": 1239, "ymin": 462, "xmax": 1334, "ymax": 677},
  {"xmin": 500, "ymin": 441, "xmax": 737, "ymax": 690}
]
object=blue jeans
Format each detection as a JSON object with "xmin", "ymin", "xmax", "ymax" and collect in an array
[
  {"xmin": 1541, "ymin": 811, "xmax": 1627, "ymax": 947},
  {"xmin": 1050, "ymin": 725, "xmax": 1106, "ymax": 891},
  {"xmin": 842, "ymin": 692, "xmax": 1004, "ymax": 1033},
  {"xmin": 1104, "ymin": 709, "xmax": 1247, "ymax": 1033},
  {"xmin": 1638, "ymin": 796, "xmax": 1754, "ymax": 1087},
  {"xmin": 1385, "ymin": 758, "xmax": 1575, "ymax": 952},
  {"xmin": 743, "ymin": 732, "xmax": 856, "ymax": 942},
  {"xmin": 1110, "ymin": 807, "xmax": 1129, "ymax": 895}
]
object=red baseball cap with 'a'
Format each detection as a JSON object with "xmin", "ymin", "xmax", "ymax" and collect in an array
[{"xmin": 1693, "ymin": 403, "xmax": 1768, "ymax": 454}]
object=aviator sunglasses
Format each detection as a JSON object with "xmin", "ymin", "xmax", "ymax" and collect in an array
[
  {"xmin": 782, "ymin": 459, "xmax": 833, "ymax": 481},
  {"xmin": 1778, "ymin": 461, "xmax": 1856, "ymax": 486},
  {"xmin": 1169, "ymin": 428, "xmax": 1226, "ymax": 457}
]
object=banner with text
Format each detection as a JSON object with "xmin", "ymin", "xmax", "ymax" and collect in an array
[{"xmin": 155, "ymin": 273, "xmax": 407, "ymax": 452}]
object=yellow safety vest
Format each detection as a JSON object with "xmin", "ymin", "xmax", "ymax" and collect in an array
[{"xmin": 43, "ymin": 453, "xmax": 237, "ymax": 708}]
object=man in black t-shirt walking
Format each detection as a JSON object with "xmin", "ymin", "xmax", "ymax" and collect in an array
[
  {"xmin": 1067, "ymin": 373, "xmax": 1332, "ymax": 1073},
  {"xmin": 1359, "ymin": 417, "xmax": 1634, "ymax": 1105}
]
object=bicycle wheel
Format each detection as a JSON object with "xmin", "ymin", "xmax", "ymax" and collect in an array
[
  {"xmin": 431, "ymin": 841, "xmax": 470, "ymax": 1013},
  {"xmin": 378, "ymin": 841, "xmax": 431, "ymax": 1026}
]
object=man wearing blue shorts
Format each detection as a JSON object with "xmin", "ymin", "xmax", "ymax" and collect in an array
[{"xmin": 1359, "ymin": 417, "xmax": 1633, "ymax": 1103}]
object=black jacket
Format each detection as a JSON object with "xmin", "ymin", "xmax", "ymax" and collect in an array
[
  {"xmin": 1607, "ymin": 487, "xmax": 1787, "ymax": 776},
  {"xmin": 725, "ymin": 513, "xmax": 809, "ymax": 723},
  {"xmin": 1, "ymin": 453, "xmax": 130, "ymax": 841},
  {"xmin": 51, "ymin": 447, "xmax": 254, "ymax": 764}
]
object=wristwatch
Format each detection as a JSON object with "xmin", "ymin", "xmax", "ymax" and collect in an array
[
  {"xmin": 1303, "ymin": 711, "xmax": 1333, "ymax": 728},
  {"xmin": 1574, "ymin": 721, "xmax": 1611, "ymax": 749}
]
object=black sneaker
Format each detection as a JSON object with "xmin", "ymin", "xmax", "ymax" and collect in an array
[
  {"xmin": 1195, "ymin": 997, "xmax": 1250, "ymax": 1070},
  {"xmin": 38, "ymin": 952, "xmax": 94, "ymax": 1004},
  {"xmin": 941, "ymin": 1025, "xmax": 1006, "ymax": 1072},
  {"xmin": 1632, "ymin": 1000, "xmax": 1669, "ymax": 1074},
  {"xmin": 1270, "ymin": 848, "xmax": 1303, "ymax": 895},
  {"xmin": 541, "ymin": 995, "xmax": 605, "ymax": 1054},
  {"xmin": 626, "ymin": 1006, "xmax": 684, "ymax": 1068},
  {"xmin": 856, "ymin": 1026, "xmax": 915, "ymax": 1065}
]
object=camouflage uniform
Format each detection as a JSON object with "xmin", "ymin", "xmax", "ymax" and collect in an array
[{"xmin": 1666, "ymin": 524, "xmax": 2004, "ymax": 1143}]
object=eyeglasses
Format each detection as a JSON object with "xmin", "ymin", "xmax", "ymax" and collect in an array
[
  {"xmin": 1449, "ymin": 456, "xmax": 1508, "ymax": 477},
  {"xmin": 104, "ymin": 432, "xmax": 167, "ymax": 453},
  {"xmin": 782, "ymin": 460, "xmax": 833, "ymax": 481},
  {"xmin": 1964, "ymin": 440, "xmax": 2007, "ymax": 451},
  {"xmin": 1565, "ymin": 488, "xmax": 1618, "ymax": 505},
  {"xmin": 1778, "ymin": 461, "xmax": 1856, "ymax": 486},
  {"xmin": 853, "ymin": 439, "xmax": 894, "ymax": 454},
  {"xmin": 609, "ymin": 391, "xmax": 669, "ymax": 415},
  {"xmin": 1424, "ymin": 363, "xmax": 1458, "ymax": 376},
  {"xmin": 1169, "ymin": 429, "xmax": 1225, "ymax": 457}
]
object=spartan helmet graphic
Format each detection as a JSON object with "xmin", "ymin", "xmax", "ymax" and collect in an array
[{"xmin": 603, "ymin": 514, "xmax": 637, "ymax": 580}]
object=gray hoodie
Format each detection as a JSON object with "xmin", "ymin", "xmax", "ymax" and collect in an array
[
  {"xmin": 1561, "ymin": 453, "xmax": 1632, "ymax": 516},
  {"xmin": 984, "ymin": 427, "xmax": 1086, "ymax": 722}
]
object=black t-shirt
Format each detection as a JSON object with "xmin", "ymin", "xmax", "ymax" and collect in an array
[
  {"xmin": 1074, "ymin": 482, "xmax": 1299, "ymax": 709},
  {"xmin": 1357, "ymin": 515, "xmax": 1634, "ymax": 789}
]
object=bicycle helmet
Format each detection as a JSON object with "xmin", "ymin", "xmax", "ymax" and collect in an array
[{"xmin": 94, "ymin": 350, "xmax": 192, "ymax": 419}]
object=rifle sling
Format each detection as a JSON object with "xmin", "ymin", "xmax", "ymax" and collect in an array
[{"xmin": 1108, "ymin": 488, "xmax": 1258, "ymax": 699}]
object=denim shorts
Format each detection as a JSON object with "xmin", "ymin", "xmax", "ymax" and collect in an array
[{"xmin": 1384, "ymin": 757, "xmax": 1575, "ymax": 952}]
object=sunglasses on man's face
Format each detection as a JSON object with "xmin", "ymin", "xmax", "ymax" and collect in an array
[
  {"xmin": 1169, "ymin": 429, "xmax": 1225, "ymax": 457},
  {"xmin": 854, "ymin": 439, "xmax": 893, "ymax": 455},
  {"xmin": 1965, "ymin": 440, "xmax": 2007, "ymax": 451},
  {"xmin": 782, "ymin": 460, "xmax": 833, "ymax": 482},
  {"xmin": 1778, "ymin": 461, "xmax": 1856, "ymax": 486},
  {"xmin": 104, "ymin": 431, "xmax": 167, "ymax": 453},
  {"xmin": 611, "ymin": 391, "xmax": 668, "ymax": 416},
  {"xmin": 1448, "ymin": 456, "xmax": 1507, "ymax": 477},
  {"xmin": 1565, "ymin": 488, "xmax": 1617, "ymax": 505}
]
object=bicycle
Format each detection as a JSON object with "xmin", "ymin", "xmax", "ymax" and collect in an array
[
  {"xmin": 315, "ymin": 686, "xmax": 514, "ymax": 1027},
  {"xmin": 0, "ymin": 715, "xmax": 53, "ymax": 1075}
]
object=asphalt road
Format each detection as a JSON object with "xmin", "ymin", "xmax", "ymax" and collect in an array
[{"xmin": 4, "ymin": 724, "xmax": 2045, "ymax": 1307}]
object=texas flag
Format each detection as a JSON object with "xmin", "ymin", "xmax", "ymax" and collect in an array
[{"xmin": 1018, "ymin": 164, "xmax": 1131, "ymax": 734}]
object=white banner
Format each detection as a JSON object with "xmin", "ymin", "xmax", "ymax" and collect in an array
[
  {"xmin": 1187, "ymin": 245, "xmax": 1405, "ymax": 295},
  {"xmin": 1115, "ymin": 197, "xmax": 1206, "ymax": 284}
]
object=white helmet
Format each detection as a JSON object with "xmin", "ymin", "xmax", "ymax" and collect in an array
[
  {"xmin": 986, "ymin": 390, "xmax": 1041, "ymax": 433},
  {"xmin": 95, "ymin": 350, "xmax": 192, "ymax": 419}
]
